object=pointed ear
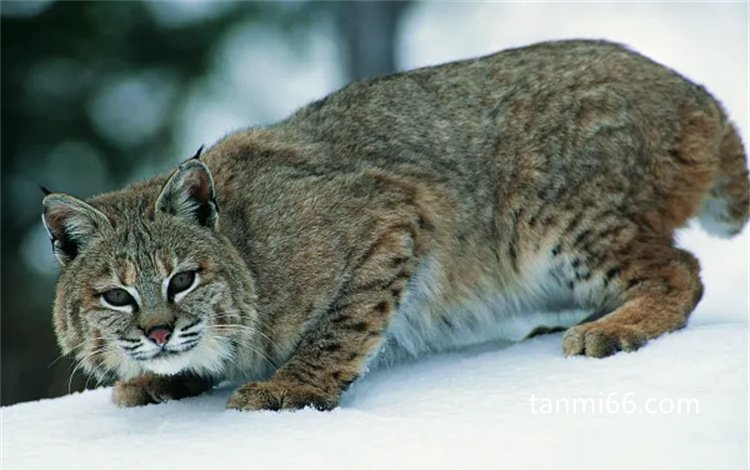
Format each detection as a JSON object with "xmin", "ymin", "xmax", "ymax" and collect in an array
[
  {"xmin": 42, "ymin": 194, "xmax": 112, "ymax": 266},
  {"xmin": 155, "ymin": 159, "xmax": 218, "ymax": 228}
]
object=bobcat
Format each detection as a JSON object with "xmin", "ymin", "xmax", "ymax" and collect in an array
[{"xmin": 42, "ymin": 40, "xmax": 749, "ymax": 411}]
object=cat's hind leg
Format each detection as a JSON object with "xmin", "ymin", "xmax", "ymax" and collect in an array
[{"xmin": 562, "ymin": 240, "xmax": 703, "ymax": 358}]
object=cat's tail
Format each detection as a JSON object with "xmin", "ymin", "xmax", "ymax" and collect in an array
[{"xmin": 697, "ymin": 120, "xmax": 750, "ymax": 238}]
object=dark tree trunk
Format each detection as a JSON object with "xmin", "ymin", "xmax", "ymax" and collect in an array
[{"xmin": 336, "ymin": 1, "xmax": 410, "ymax": 81}]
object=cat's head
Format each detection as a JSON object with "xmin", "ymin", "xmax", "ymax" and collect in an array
[{"xmin": 42, "ymin": 157, "xmax": 258, "ymax": 382}]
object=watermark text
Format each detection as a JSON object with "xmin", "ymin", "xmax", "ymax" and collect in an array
[{"xmin": 529, "ymin": 393, "xmax": 699, "ymax": 414}]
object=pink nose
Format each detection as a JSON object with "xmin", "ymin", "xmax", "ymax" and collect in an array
[{"xmin": 146, "ymin": 326, "xmax": 172, "ymax": 346}]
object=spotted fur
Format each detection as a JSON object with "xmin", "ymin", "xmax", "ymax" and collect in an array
[{"xmin": 43, "ymin": 40, "xmax": 748, "ymax": 411}]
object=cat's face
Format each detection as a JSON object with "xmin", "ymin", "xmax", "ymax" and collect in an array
[{"xmin": 43, "ymin": 159, "xmax": 257, "ymax": 382}]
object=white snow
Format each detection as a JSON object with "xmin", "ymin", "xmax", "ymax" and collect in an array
[
  {"xmin": 2, "ymin": 317, "xmax": 746, "ymax": 469},
  {"xmin": 3, "ymin": 3, "xmax": 748, "ymax": 470},
  {"xmin": 2, "ymin": 220, "xmax": 748, "ymax": 469}
]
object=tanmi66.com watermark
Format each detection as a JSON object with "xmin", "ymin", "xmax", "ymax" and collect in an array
[{"xmin": 529, "ymin": 393, "xmax": 699, "ymax": 414}]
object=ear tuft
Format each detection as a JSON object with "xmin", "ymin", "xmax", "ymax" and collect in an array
[
  {"xmin": 41, "ymin": 194, "xmax": 112, "ymax": 266},
  {"xmin": 191, "ymin": 145, "xmax": 205, "ymax": 160},
  {"xmin": 155, "ymin": 159, "xmax": 218, "ymax": 228}
]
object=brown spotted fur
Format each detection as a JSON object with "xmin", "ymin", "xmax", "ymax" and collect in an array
[{"xmin": 43, "ymin": 40, "xmax": 749, "ymax": 411}]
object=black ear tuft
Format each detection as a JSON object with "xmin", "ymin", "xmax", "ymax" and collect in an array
[
  {"xmin": 191, "ymin": 145, "xmax": 205, "ymax": 160},
  {"xmin": 40, "ymin": 185, "xmax": 53, "ymax": 196},
  {"xmin": 155, "ymin": 159, "xmax": 218, "ymax": 228},
  {"xmin": 41, "ymin": 194, "xmax": 112, "ymax": 266}
]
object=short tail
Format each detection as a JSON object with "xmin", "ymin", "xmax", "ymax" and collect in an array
[{"xmin": 697, "ymin": 121, "xmax": 750, "ymax": 238}]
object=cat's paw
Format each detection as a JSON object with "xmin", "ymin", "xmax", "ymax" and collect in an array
[
  {"xmin": 562, "ymin": 322, "xmax": 647, "ymax": 358},
  {"xmin": 112, "ymin": 375, "xmax": 211, "ymax": 407},
  {"xmin": 112, "ymin": 378, "xmax": 164, "ymax": 407},
  {"xmin": 226, "ymin": 380, "xmax": 338, "ymax": 412}
]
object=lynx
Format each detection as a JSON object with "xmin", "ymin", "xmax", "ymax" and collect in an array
[{"xmin": 42, "ymin": 40, "xmax": 749, "ymax": 411}]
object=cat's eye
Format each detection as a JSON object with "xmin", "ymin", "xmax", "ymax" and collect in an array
[
  {"xmin": 168, "ymin": 271, "xmax": 197, "ymax": 299},
  {"xmin": 102, "ymin": 288, "xmax": 134, "ymax": 308}
]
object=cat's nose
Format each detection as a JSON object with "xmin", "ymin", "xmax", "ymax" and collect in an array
[{"xmin": 146, "ymin": 326, "xmax": 172, "ymax": 346}]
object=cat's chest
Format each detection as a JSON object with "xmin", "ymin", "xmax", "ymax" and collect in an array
[{"xmin": 376, "ymin": 255, "xmax": 592, "ymax": 364}]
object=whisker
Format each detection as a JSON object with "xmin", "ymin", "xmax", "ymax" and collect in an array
[
  {"xmin": 118, "ymin": 337, "xmax": 141, "ymax": 344},
  {"xmin": 48, "ymin": 341, "xmax": 87, "ymax": 368},
  {"xmin": 200, "ymin": 323, "xmax": 280, "ymax": 370},
  {"xmin": 118, "ymin": 343, "xmax": 143, "ymax": 352},
  {"xmin": 167, "ymin": 340, "xmax": 200, "ymax": 353},
  {"xmin": 85, "ymin": 353, "xmax": 116, "ymax": 390},
  {"xmin": 181, "ymin": 319, "xmax": 203, "ymax": 333},
  {"xmin": 68, "ymin": 346, "xmax": 109, "ymax": 394},
  {"xmin": 225, "ymin": 336, "xmax": 279, "ymax": 369},
  {"xmin": 177, "ymin": 331, "xmax": 201, "ymax": 339},
  {"xmin": 62, "ymin": 338, "xmax": 104, "ymax": 372},
  {"xmin": 205, "ymin": 324, "xmax": 282, "ymax": 354}
]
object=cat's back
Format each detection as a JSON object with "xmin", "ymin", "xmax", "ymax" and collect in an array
[
  {"xmin": 278, "ymin": 39, "xmax": 717, "ymax": 202},
  {"xmin": 197, "ymin": 40, "xmax": 745, "ymax": 365},
  {"xmin": 289, "ymin": 39, "xmax": 706, "ymax": 143},
  {"xmin": 207, "ymin": 39, "xmax": 726, "ymax": 248}
]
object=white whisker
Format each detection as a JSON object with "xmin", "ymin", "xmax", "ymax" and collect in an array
[{"xmin": 68, "ymin": 345, "xmax": 110, "ymax": 394}]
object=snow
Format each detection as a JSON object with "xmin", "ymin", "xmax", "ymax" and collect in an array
[
  {"xmin": 3, "ymin": 3, "xmax": 748, "ymax": 470},
  {"xmin": 2, "ymin": 319, "xmax": 746, "ymax": 469},
  {"xmin": 3, "ymin": 218, "xmax": 749, "ymax": 469}
]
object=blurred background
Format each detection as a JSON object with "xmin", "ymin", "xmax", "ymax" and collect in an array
[{"xmin": 1, "ymin": 1, "xmax": 747, "ymax": 406}]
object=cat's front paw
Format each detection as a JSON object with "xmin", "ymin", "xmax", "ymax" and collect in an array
[
  {"xmin": 112, "ymin": 378, "xmax": 164, "ymax": 407},
  {"xmin": 563, "ymin": 322, "xmax": 647, "ymax": 358},
  {"xmin": 227, "ymin": 380, "xmax": 338, "ymax": 412},
  {"xmin": 112, "ymin": 374, "xmax": 211, "ymax": 407}
]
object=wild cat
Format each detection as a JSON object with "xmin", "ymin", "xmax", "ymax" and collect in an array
[{"xmin": 42, "ymin": 40, "xmax": 748, "ymax": 411}]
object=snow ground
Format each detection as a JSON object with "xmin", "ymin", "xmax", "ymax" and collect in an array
[
  {"xmin": 1, "ymin": 314, "xmax": 746, "ymax": 469},
  {"xmin": 2, "ymin": 225, "xmax": 748, "ymax": 470},
  {"xmin": 3, "ymin": 3, "xmax": 748, "ymax": 470}
]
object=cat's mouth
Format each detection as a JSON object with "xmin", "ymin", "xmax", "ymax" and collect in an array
[
  {"xmin": 138, "ymin": 340, "xmax": 200, "ymax": 360},
  {"xmin": 120, "ymin": 337, "xmax": 201, "ymax": 366},
  {"xmin": 137, "ymin": 342, "xmax": 202, "ymax": 375},
  {"xmin": 119, "ymin": 322, "xmax": 205, "ymax": 363},
  {"xmin": 116, "ymin": 323, "xmax": 225, "ymax": 376},
  {"xmin": 151, "ymin": 346, "xmax": 195, "ymax": 359}
]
